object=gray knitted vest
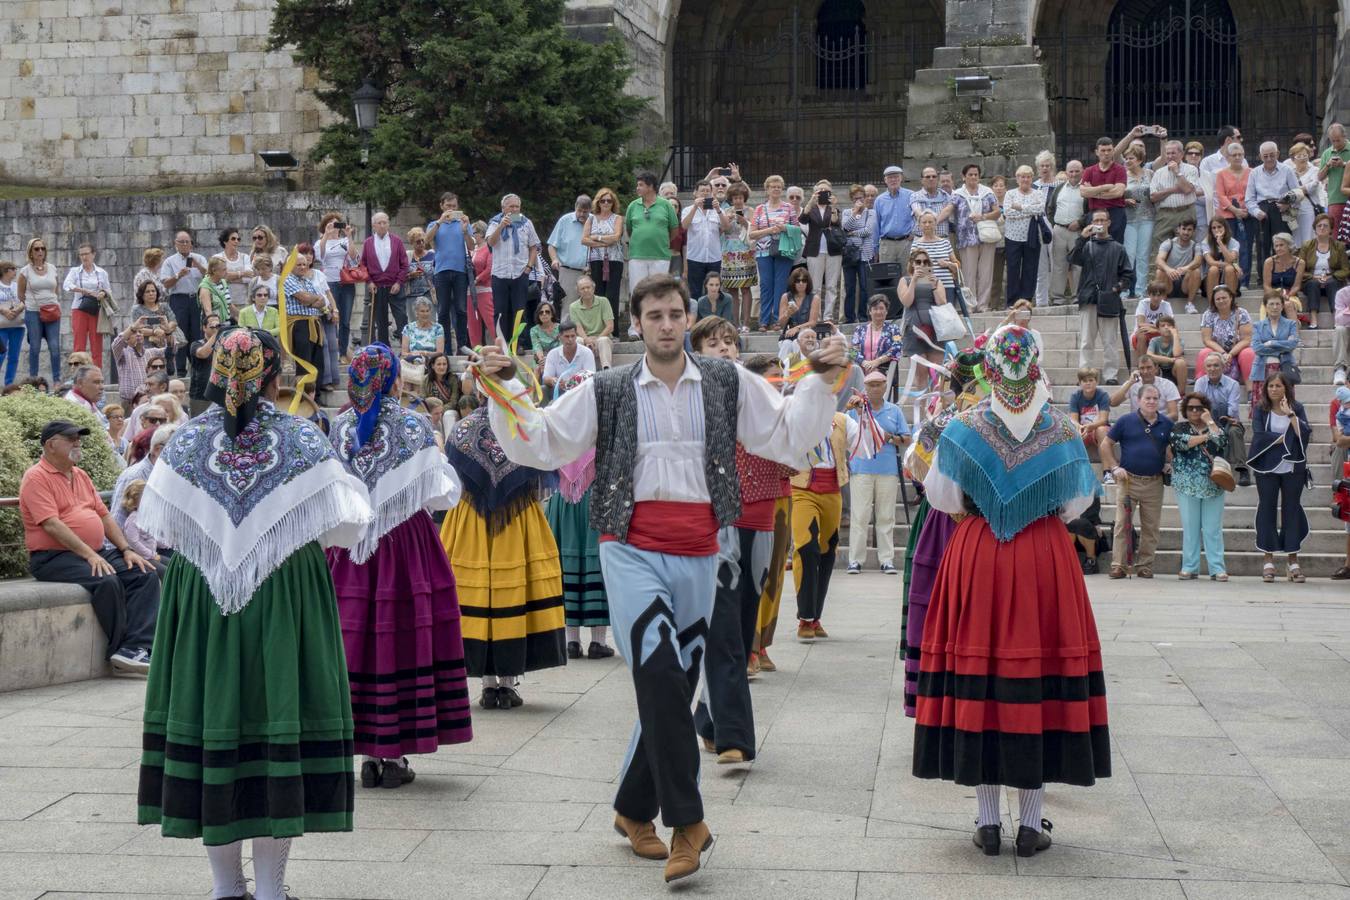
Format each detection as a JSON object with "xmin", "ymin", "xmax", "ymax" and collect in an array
[{"xmin": 590, "ymin": 355, "xmax": 741, "ymax": 541}]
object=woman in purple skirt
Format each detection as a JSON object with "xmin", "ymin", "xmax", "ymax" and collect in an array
[{"xmin": 327, "ymin": 343, "xmax": 473, "ymax": 789}]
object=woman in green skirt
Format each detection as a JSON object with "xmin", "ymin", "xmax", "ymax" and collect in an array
[
  {"xmin": 544, "ymin": 369, "xmax": 614, "ymax": 659},
  {"xmin": 134, "ymin": 327, "xmax": 374, "ymax": 900}
]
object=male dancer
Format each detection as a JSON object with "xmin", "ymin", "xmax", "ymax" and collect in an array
[{"xmin": 476, "ymin": 274, "xmax": 847, "ymax": 883}]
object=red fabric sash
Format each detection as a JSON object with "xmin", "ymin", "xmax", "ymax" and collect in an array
[
  {"xmin": 733, "ymin": 498, "xmax": 776, "ymax": 532},
  {"xmin": 807, "ymin": 467, "xmax": 840, "ymax": 494},
  {"xmin": 601, "ymin": 500, "xmax": 719, "ymax": 556}
]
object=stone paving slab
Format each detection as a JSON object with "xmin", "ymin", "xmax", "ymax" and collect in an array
[{"xmin": 1, "ymin": 575, "xmax": 1349, "ymax": 897}]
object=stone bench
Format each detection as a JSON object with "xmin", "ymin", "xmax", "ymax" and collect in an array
[{"xmin": 0, "ymin": 579, "xmax": 109, "ymax": 693}]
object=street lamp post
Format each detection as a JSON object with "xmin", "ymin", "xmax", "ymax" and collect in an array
[{"xmin": 351, "ymin": 78, "xmax": 383, "ymax": 346}]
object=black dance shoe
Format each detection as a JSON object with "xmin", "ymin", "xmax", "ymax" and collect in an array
[
  {"xmin": 480, "ymin": 686, "xmax": 500, "ymax": 709},
  {"xmin": 587, "ymin": 642, "xmax": 616, "ymax": 659},
  {"xmin": 498, "ymin": 686, "xmax": 523, "ymax": 709},
  {"xmin": 567, "ymin": 641, "xmax": 583, "ymax": 659},
  {"xmin": 1016, "ymin": 819, "xmax": 1053, "ymax": 857},
  {"xmin": 360, "ymin": 759, "xmax": 380, "ymax": 788},
  {"xmin": 973, "ymin": 823, "xmax": 1001, "ymax": 856},
  {"xmin": 381, "ymin": 757, "xmax": 416, "ymax": 789}
]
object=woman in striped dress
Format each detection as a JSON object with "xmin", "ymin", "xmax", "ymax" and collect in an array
[
  {"xmin": 440, "ymin": 406, "xmax": 567, "ymax": 710},
  {"xmin": 583, "ymin": 187, "xmax": 626, "ymax": 308},
  {"xmin": 544, "ymin": 369, "xmax": 614, "ymax": 660},
  {"xmin": 911, "ymin": 210, "xmax": 960, "ymax": 293},
  {"xmin": 914, "ymin": 326, "xmax": 1108, "ymax": 858}
]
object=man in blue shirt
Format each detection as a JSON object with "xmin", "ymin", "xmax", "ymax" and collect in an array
[
  {"xmin": 1099, "ymin": 383, "xmax": 1172, "ymax": 579},
  {"xmin": 547, "ymin": 195, "xmax": 592, "ymax": 301},
  {"xmin": 1194, "ymin": 352, "xmax": 1251, "ymax": 486},
  {"xmin": 873, "ymin": 165, "xmax": 915, "ymax": 267},
  {"xmin": 846, "ymin": 370, "xmax": 910, "ymax": 574},
  {"xmin": 426, "ymin": 192, "xmax": 475, "ymax": 354}
]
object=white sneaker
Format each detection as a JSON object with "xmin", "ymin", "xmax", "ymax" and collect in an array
[
  {"xmin": 1185, "ymin": 302, "xmax": 1198, "ymax": 315},
  {"xmin": 1336, "ymin": 369, "xmax": 1347, "ymax": 386},
  {"xmin": 1103, "ymin": 471, "xmax": 1116, "ymax": 486},
  {"xmin": 110, "ymin": 648, "xmax": 150, "ymax": 676}
]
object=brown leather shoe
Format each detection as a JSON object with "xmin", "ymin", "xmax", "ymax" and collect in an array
[
  {"xmin": 700, "ymin": 737, "xmax": 715, "ymax": 753},
  {"xmin": 812, "ymin": 620, "xmax": 829, "ymax": 638},
  {"xmin": 717, "ymin": 748, "xmax": 746, "ymax": 765},
  {"xmin": 797, "ymin": 621, "xmax": 816, "ymax": 642},
  {"xmin": 614, "ymin": 814, "xmax": 669, "ymax": 860},
  {"xmin": 757, "ymin": 650, "xmax": 777, "ymax": 672},
  {"xmin": 664, "ymin": 820, "xmax": 713, "ymax": 882},
  {"xmin": 746, "ymin": 652, "xmax": 761, "ymax": 678},
  {"xmin": 1109, "ymin": 567, "xmax": 1128, "ymax": 579},
  {"xmin": 1137, "ymin": 568, "xmax": 1153, "ymax": 579}
]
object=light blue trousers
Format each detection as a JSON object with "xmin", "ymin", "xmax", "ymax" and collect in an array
[
  {"xmin": 1123, "ymin": 219, "xmax": 1154, "ymax": 297},
  {"xmin": 1176, "ymin": 491, "xmax": 1225, "ymax": 576}
]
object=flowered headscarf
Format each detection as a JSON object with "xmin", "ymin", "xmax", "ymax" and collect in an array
[
  {"xmin": 205, "ymin": 327, "xmax": 282, "ymax": 439},
  {"xmin": 981, "ymin": 324, "xmax": 1050, "ymax": 441},
  {"xmin": 347, "ymin": 343, "xmax": 400, "ymax": 452}
]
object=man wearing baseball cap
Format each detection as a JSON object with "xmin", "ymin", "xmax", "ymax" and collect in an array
[
  {"xmin": 874, "ymin": 165, "xmax": 916, "ymax": 267},
  {"xmin": 19, "ymin": 419, "xmax": 160, "ymax": 674}
]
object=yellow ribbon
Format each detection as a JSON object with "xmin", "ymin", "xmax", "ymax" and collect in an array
[{"xmin": 275, "ymin": 248, "xmax": 319, "ymax": 414}]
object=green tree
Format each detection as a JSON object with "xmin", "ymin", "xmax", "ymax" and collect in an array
[{"xmin": 270, "ymin": 0, "xmax": 655, "ymax": 220}]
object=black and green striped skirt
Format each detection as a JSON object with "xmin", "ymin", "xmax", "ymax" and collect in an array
[
  {"xmin": 544, "ymin": 488, "xmax": 610, "ymax": 628},
  {"xmin": 137, "ymin": 543, "xmax": 355, "ymax": 845}
]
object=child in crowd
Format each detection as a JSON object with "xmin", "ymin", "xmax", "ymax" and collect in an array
[
  {"xmin": 1068, "ymin": 367, "xmax": 1113, "ymax": 481},
  {"xmin": 1144, "ymin": 315, "xmax": 1187, "ymax": 387},
  {"xmin": 1131, "ymin": 281, "xmax": 1174, "ymax": 356},
  {"xmin": 121, "ymin": 480, "xmax": 159, "ymax": 562}
]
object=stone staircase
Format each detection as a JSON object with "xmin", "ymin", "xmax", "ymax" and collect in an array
[
  {"xmin": 601, "ymin": 305, "xmax": 1346, "ymax": 578},
  {"xmin": 95, "ymin": 304, "xmax": 1346, "ymax": 578}
]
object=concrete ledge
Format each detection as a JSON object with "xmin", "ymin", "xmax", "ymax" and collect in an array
[{"xmin": 0, "ymin": 579, "xmax": 108, "ymax": 693}]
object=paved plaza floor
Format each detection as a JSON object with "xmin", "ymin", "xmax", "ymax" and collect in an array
[{"xmin": 2, "ymin": 574, "xmax": 1350, "ymax": 898}]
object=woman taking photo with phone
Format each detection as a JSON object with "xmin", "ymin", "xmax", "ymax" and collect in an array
[{"xmin": 898, "ymin": 250, "xmax": 949, "ymax": 367}]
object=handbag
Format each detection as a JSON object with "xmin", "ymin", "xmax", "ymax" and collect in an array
[
  {"xmin": 842, "ymin": 242, "xmax": 861, "ymax": 266},
  {"xmin": 402, "ymin": 358, "xmax": 427, "ymax": 389},
  {"xmin": 1280, "ymin": 360, "xmax": 1303, "ymax": 384},
  {"xmin": 929, "ymin": 301, "xmax": 965, "ymax": 343},
  {"xmin": 339, "ymin": 260, "xmax": 369, "ymax": 284},
  {"xmin": 824, "ymin": 224, "xmax": 847, "ymax": 256},
  {"xmin": 977, "ymin": 218, "xmax": 1003, "ymax": 244},
  {"xmin": 38, "ymin": 303, "xmax": 61, "ymax": 324},
  {"xmin": 74, "ymin": 295, "xmax": 101, "ymax": 315},
  {"xmin": 1208, "ymin": 453, "xmax": 1237, "ymax": 492}
]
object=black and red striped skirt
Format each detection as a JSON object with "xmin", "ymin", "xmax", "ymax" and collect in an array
[{"xmin": 912, "ymin": 514, "xmax": 1110, "ymax": 789}]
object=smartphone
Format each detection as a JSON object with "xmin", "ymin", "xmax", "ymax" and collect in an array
[
  {"xmin": 735, "ymin": 209, "xmax": 746, "ymax": 218},
  {"xmin": 702, "ymin": 197, "xmax": 715, "ymax": 210},
  {"xmin": 145, "ymin": 315, "xmax": 163, "ymax": 326},
  {"xmin": 719, "ymin": 167, "xmax": 732, "ymax": 177},
  {"xmin": 814, "ymin": 322, "xmax": 833, "ymax": 340}
]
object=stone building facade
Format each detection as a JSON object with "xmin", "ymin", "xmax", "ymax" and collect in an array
[
  {"xmin": 0, "ymin": 0, "xmax": 330, "ymax": 188},
  {"xmin": 1, "ymin": 0, "xmax": 1348, "ymax": 191}
]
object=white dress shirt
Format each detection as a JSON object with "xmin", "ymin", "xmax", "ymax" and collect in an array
[
  {"xmin": 542, "ymin": 343, "xmax": 596, "ymax": 382},
  {"xmin": 63, "ymin": 265, "xmax": 112, "ymax": 302},
  {"xmin": 489, "ymin": 354, "xmax": 839, "ymax": 504},
  {"xmin": 1150, "ymin": 163, "xmax": 1200, "ymax": 209},
  {"xmin": 373, "ymin": 233, "xmax": 392, "ymax": 271},
  {"xmin": 681, "ymin": 206, "xmax": 724, "ymax": 264}
]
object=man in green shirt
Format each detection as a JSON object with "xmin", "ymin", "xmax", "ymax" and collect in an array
[
  {"xmin": 1319, "ymin": 123, "xmax": 1350, "ymax": 231},
  {"xmin": 567, "ymin": 274, "xmax": 614, "ymax": 369},
  {"xmin": 626, "ymin": 171, "xmax": 679, "ymax": 288}
]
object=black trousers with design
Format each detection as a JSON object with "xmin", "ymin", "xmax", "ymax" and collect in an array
[{"xmin": 694, "ymin": 526, "xmax": 771, "ymax": 757}]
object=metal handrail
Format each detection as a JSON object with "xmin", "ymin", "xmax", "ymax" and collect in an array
[{"xmin": 0, "ymin": 491, "xmax": 113, "ymax": 509}]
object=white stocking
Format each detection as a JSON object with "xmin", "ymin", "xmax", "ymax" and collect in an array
[
  {"xmin": 250, "ymin": 836, "xmax": 292, "ymax": 900},
  {"xmin": 206, "ymin": 841, "xmax": 246, "ymax": 899}
]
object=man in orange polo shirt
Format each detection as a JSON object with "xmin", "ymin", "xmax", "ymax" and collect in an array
[{"xmin": 20, "ymin": 419, "xmax": 159, "ymax": 675}]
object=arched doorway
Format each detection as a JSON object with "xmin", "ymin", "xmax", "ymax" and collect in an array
[
  {"xmin": 1106, "ymin": 0, "xmax": 1238, "ymax": 137},
  {"xmin": 1035, "ymin": 0, "xmax": 1335, "ymax": 165},
  {"xmin": 669, "ymin": 0, "xmax": 944, "ymax": 188}
]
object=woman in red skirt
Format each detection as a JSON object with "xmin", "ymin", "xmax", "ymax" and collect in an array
[{"xmin": 913, "ymin": 324, "xmax": 1108, "ymax": 857}]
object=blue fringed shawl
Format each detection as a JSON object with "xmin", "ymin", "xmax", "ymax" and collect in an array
[{"xmin": 936, "ymin": 400, "xmax": 1101, "ymax": 542}]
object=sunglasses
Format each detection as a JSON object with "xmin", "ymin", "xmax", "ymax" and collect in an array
[
  {"xmin": 147, "ymin": 363, "xmax": 166, "ymax": 370},
  {"xmin": 144, "ymin": 416, "xmax": 167, "ymax": 424},
  {"xmin": 252, "ymin": 235, "xmax": 266, "ymax": 240},
  {"xmin": 1185, "ymin": 406, "xmax": 1205, "ymax": 412}
]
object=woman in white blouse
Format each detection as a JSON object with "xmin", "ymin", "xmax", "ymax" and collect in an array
[{"xmin": 1002, "ymin": 165, "xmax": 1047, "ymax": 306}]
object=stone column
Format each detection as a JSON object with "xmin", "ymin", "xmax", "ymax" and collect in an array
[{"xmin": 902, "ymin": 0, "xmax": 1056, "ymax": 176}]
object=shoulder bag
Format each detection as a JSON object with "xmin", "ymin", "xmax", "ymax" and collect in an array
[
  {"xmin": 929, "ymin": 301, "xmax": 966, "ymax": 343},
  {"xmin": 1207, "ymin": 448, "xmax": 1236, "ymax": 491}
]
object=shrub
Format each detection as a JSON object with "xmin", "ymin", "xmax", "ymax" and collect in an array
[{"xmin": 0, "ymin": 387, "xmax": 121, "ymax": 579}]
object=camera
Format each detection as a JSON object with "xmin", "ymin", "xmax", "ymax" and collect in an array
[
  {"xmin": 819, "ymin": 190, "xmax": 832, "ymax": 203},
  {"xmin": 703, "ymin": 197, "xmax": 715, "ymax": 210},
  {"xmin": 719, "ymin": 167, "xmax": 733, "ymax": 177},
  {"xmin": 333, "ymin": 221, "xmax": 347, "ymax": 231},
  {"xmin": 144, "ymin": 315, "xmax": 163, "ymax": 327},
  {"xmin": 814, "ymin": 321, "xmax": 834, "ymax": 339}
]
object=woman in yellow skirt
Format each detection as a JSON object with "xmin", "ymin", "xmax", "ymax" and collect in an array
[{"xmin": 440, "ymin": 407, "xmax": 567, "ymax": 710}]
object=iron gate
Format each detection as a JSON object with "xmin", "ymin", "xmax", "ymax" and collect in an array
[
  {"xmin": 670, "ymin": 7, "xmax": 942, "ymax": 190},
  {"xmin": 1038, "ymin": 10, "xmax": 1335, "ymax": 167}
]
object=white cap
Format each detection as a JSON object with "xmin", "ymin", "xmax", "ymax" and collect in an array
[{"xmin": 883, "ymin": 165, "xmax": 903, "ymax": 176}]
